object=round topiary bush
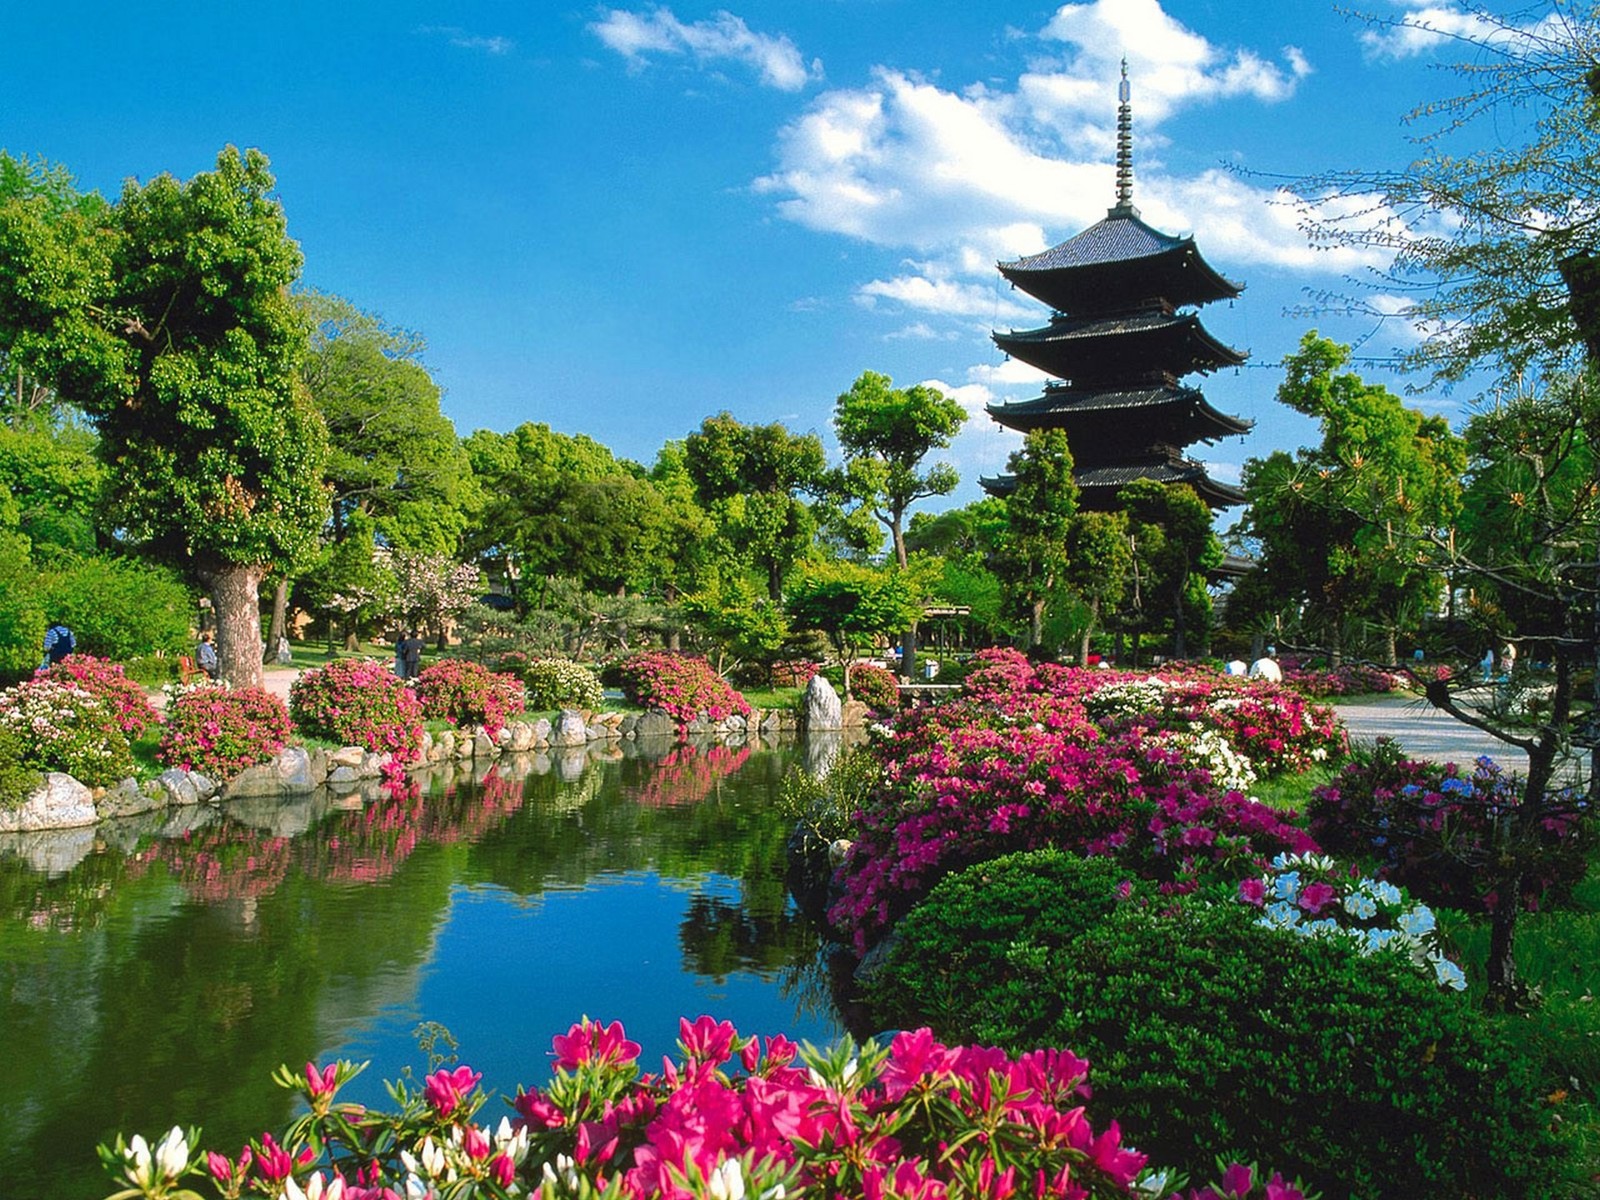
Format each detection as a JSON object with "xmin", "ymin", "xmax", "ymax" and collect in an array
[
  {"xmin": 289, "ymin": 658, "xmax": 423, "ymax": 765},
  {"xmin": 614, "ymin": 652, "xmax": 750, "ymax": 724},
  {"xmin": 0, "ymin": 675, "xmax": 134, "ymax": 786},
  {"xmin": 846, "ymin": 661, "xmax": 900, "ymax": 713},
  {"xmin": 867, "ymin": 863, "xmax": 1559, "ymax": 1199},
  {"xmin": 415, "ymin": 659, "xmax": 526, "ymax": 736},
  {"xmin": 158, "ymin": 685, "xmax": 291, "ymax": 780},
  {"xmin": 521, "ymin": 657, "xmax": 603, "ymax": 712}
]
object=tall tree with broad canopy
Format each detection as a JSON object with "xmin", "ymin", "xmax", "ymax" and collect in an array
[
  {"xmin": 683, "ymin": 412, "xmax": 826, "ymax": 602},
  {"xmin": 787, "ymin": 561, "xmax": 922, "ymax": 698},
  {"xmin": 0, "ymin": 147, "xmax": 328, "ymax": 686},
  {"xmin": 994, "ymin": 429, "xmax": 1079, "ymax": 650},
  {"xmin": 832, "ymin": 370, "xmax": 967, "ymax": 675}
]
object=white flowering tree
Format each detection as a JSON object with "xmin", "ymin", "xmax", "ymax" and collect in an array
[{"xmin": 390, "ymin": 551, "xmax": 482, "ymax": 645}]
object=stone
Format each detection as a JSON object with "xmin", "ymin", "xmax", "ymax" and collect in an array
[
  {"xmin": 155, "ymin": 768, "xmax": 201, "ymax": 807},
  {"xmin": 533, "ymin": 717, "xmax": 553, "ymax": 742},
  {"xmin": 760, "ymin": 710, "xmax": 785, "ymax": 733},
  {"xmin": 496, "ymin": 725, "xmax": 513, "ymax": 748},
  {"xmin": 723, "ymin": 713, "xmax": 747, "ymax": 733},
  {"xmin": 473, "ymin": 731, "xmax": 496, "ymax": 758},
  {"xmin": 224, "ymin": 747, "xmax": 315, "ymax": 799},
  {"xmin": 509, "ymin": 722, "xmax": 536, "ymax": 752},
  {"xmin": 434, "ymin": 730, "xmax": 456, "ymax": 761},
  {"xmin": 190, "ymin": 773, "xmax": 220, "ymax": 802},
  {"xmin": 0, "ymin": 773, "xmax": 98, "ymax": 832},
  {"xmin": 842, "ymin": 699, "xmax": 870, "ymax": 728},
  {"xmin": 553, "ymin": 710, "xmax": 588, "ymax": 748},
  {"xmin": 360, "ymin": 751, "xmax": 386, "ymax": 777},
  {"xmin": 805, "ymin": 674, "xmax": 843, "ymax": 731},
  {"xmin": 308, "ymin": 746, "xmax": 331, "ymax": 784},
  {"xmin": 327, "ymin": 765, "xmax": 361, "ymax": 785},
  {"xmin": 619, "ymin": 713, "xmax": 639, "ymax": 737},
  {"xmin": 330, "ymin": 746, "xmax": 366, "ymax": 768},
  {"xmin": 635, "ymin": 709, "xmax": 676, "ymax": 740},
  {"xmin": 97, "ymin": 777, "xmax": 164, "ymax": 820},
  {"xmin": 455, "ymin": 735, "xmax": 475, "ymax": 759}
]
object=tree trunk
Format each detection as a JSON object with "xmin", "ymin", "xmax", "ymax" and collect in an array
[
  {"xmin": 1383, "ymin": 623, "xmax": 1398, "ymax": 669},
  {"xmin": 198, "ymin": 560, "xmax": 266, "ymax": 689},
  {"xmin": 900, "ymin": 624, "xmax": 917, "ymax": 680},
  {"xmin": 1079, "ymin": 599, "xmax": 1100, "ymax": 667},
  {"xmin": 1028, "ymin": 599, "xmax": 1044, "ymax": 650},
  {"xmin": 266, "ymin": 576, "xmax": 289, "ymax": 659}
]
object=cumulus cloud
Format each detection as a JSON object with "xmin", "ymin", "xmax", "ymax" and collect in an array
[
  {"xmin": 590, "ymin": 6, "xmax": 820, "ymax": 91},
  {"xmin": 856, "ymin": 270, "xmax": 1035, "ymax": 325},
  {"xmin": 417, "ymin": 25, "xmax": 514, "ymax": 55}
]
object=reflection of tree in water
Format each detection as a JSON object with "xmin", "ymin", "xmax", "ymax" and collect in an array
[{"xmin": 677, "ymin": 891, "xmax": 817, "ymax": 980}]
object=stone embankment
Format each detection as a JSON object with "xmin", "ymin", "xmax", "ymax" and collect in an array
[{"xmin": 0, "ymin": 704, "xmax": 806, "ymax": 835}]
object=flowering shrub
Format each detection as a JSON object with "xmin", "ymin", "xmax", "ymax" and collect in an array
[
  {"xmin": 36, "ymin": 654, "xmax": 159, "ymax": 740},
  {"xmin": 0, "ymin": 725, "xmax": 41, "ymax": 807},
  {"xmin": 0, "ymin": 676, "xmax": 134, "ymax": 786},
  {"xmin": 770, "ymin": 659, "xmax": 819, "ymax": 688},
  {"xmin": 614, "ymin": 652, "xmax": 750, "ymax": 725},
  {"xmin": 867, "ymin": 863, "xmax": 1557, "ymax": 1199},
  {"xmin": 830, "ymin": 695, "xmax": 1318, "ymax": 950},
  {"xmin": 98, "ymin": 1015, "xmax": 1308, "ymax": 1200},
  {"xmin": 416, "ymin": 658, "xmax": 526, "ymax": 736},
  {"xmin": 1146, "ymin": 723, "xmax": 1257, "ymax": 792},
  {"xmin": 846, "ymin": 660, "xmax": 899, "ymax": 712},
  {"xmin": 289, "ymin": 658, "xmax": 423, "ymax": 768},
  {"xmin": 521, "ymin": 657, "xmax": 604, "ymax": 712},
  {"xmin": 1308, "ymin": 738, "xmax": 1590, "ymax": 913},
  {"xmin": 158, "ymin": 685, "xmax": 291, "ymax": 781},
  {"xmin": 1238, "ymin": 851, "xmax": 1466, "ymax": 989},
  {"xmin": 1280, "ymin": 661, "xmax": 1402, "ymax": 697}
]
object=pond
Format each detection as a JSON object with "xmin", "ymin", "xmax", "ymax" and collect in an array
[{"xmin": 0, "ymin": 737, "xmax": 848, "ymax": 1200}]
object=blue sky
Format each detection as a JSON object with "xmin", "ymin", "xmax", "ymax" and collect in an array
[{"xmin": 5, "ymin": 1, "xmax": 1524, "ymax": 518}]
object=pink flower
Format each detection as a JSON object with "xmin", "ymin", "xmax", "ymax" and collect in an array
[
  {"xmin": 1239, "ymin": 878, "xmax": 1267, "ymax": 907},
  {"xmin": 1220, "ymin": 1162, "xmax": 1254, "ymax": 1196},
  {"xmin": 424, "ymin": 1065, "xmax": 482, "ymax": 1118},
  {"xmin": 305, "ymin": 1061, "xmax": 338, "ymax": 1101},
  {"xmin": 1298, "ymin": 881, "xmax": 1337, "ymax": 915}
]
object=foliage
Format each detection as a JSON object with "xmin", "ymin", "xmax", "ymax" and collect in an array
[
  {"xmin": 37, "ymin": 653, "xmax": 158, "ymax": 739},
  {"xmin": 1309, "ymin": 738, "xmax": 1590, "ymax": 916},
  {"xmin": 37, "ymin": 554, "xmax": 193, "ymax": 661},
  {"xmin": 95, "ymin": 1015, "xmax": 1319, "ymax": 1200},
  {"xmin": 0, "ymin": 526, "xmax": 44, "ymax": 681},
  {"xmin": 0, "ymin": 675, "xmax": 134, "ymax": 786},
  {"xmin": 993, "ymin": 428, "xmax": 1078, "ymax": 648},
  {"xmin": 786, "ymin": 561, "xmax": 920, "ymax": 693},
  {"xmin": 678, "ymin": 573, "xmax": 792, "ymax": 676},
  {"xmin": 0, "ymin": 422, "xmax": 103, "ymax": 554},
  {"xmin": 158, "ymin": 684, "xmax": 290, "ymax": 780},
  {"xmin": 415, "ymin": 659, "xmax": 526, "ymax": 737},
  {"xmin": 520, "ymin": 658, "xmax": 604, "ymax": 712},
  {"xmin": 777, "ymin": 747, "xmax": 884, "ymax": 844},
  {"xmin": 389, "ymin": 550, "xmax": 482, "ymax": 641},
  {"xmin": 846, "ymin": 660, "xmax": 899, "ymax": 713},
  {"xmin": 1237, "ymin": 851, "xmax": 1466, "ymax": 990},
  {"xmin": 0, "ymin": 724, "xmax": 41, "ymax": 807},
  {"xmin": 614, "ymin": 652, "xmax": 750, "ymax": 725},
  {"xmin": 871, "ymin": 872, "xmax": 1557, "ymax": 1199},
  {"xmin": 289, "ymin": 658, "xmax": 422, "ymax": 766}
]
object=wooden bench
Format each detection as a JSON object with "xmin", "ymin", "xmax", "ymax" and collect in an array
[{"xmin": 178, "ymin": 654, "xmax": 205, "ymax": 684}]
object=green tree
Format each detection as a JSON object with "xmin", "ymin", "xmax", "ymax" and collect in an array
[
  {"xmin": 0, "ymin": 423, "xmax": 102, "ymax": 555},
  {"xmin": 683, "ymin": 413, "xmax": 826, "ymax": 602},
  {"xmin": 832, "ymin": 370, "xmax": 967, "ymax": 674},
  {"xmin": 1118, "ymin": 479, "xmax": 1224, "ymax": 663},
  {"xmin": 1062, "ymin": 509, "xmax": 1132, "ymax": 666},
  {"xmin": 994, "ymin": 430, "xmax": 1078, "ymax": 650},
  {"xmin": 787, "ymin": 562, "xmax": 921, "ymax": 697}
]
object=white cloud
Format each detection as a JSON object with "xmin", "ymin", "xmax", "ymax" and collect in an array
[
  {"xmin": 590, "ymin": 7, "xmax": 819, "ymax": 91},
  {"xmin": 856, "ymin": 271, "xmax": 1034, "ymax": 325},
  {"xmin": 884, "ymin": 321, "xmax": 955, "ymax": 341},
  {"xmin": 417, "ymin": 25, "xmax": 514, "ymax": 55}
]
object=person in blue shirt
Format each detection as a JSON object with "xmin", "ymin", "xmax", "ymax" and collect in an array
[
  {"xmin": 197, "ymin": 631, "xmax": 219, "ymax": 679},
  {"xmin": 41, "ymin": 623, "xmax": 75, "ymax": 668}
]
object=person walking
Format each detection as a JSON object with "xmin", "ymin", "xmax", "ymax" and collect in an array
[
  {"xmin": 40, "ymin": 622, "xmax": 75, "ymax": 669},
  {"xmin": 399, "ymin": 631, "xmax": 425, "ymax": 680}
]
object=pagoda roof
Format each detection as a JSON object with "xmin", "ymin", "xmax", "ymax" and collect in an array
[
  {"xmin": 980, "ymin": 452, "xmax": 1247, "ymax": 511},
  {"xmin": 999, "ymin": 209, "xmax": 1241, "ymax": 314},
  {"xmin": 993, "ymin": 310, "xmax": 1246, "ymax": 383},
  {"xmin": 986, "ymin": 382, "xmax": 1253, "ymax": 445}
]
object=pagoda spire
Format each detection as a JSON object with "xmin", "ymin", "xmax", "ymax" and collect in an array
[{"xmin": 1112, "ymin": 59, "xmax": 1136, "ymax": 217}]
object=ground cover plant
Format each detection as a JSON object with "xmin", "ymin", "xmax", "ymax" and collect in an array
[
  {"xmin": 415, "ymin": 659, "xmax": 526, "ymax": 737},
  {"xmin": 157, "ymin": 684, "xmax": 292, "ymax": 780},
  {"xmin": 614, "ymin": 651, "xmax": 751, "ymax": 725},
  {"xmin": 862, "ymin": 852, "xmax": 1559, "ymax": 1199},
  {"xmin": 98, "ymin": 1015, "xmax": 1312, "ymax": 1200},
  {"xmin": 844, "ymin": 660, "xmax": 899, "ymax": 713},
  {"xmin": 288, "ymin": 657, "xmax": 423, "ymax": 769}
]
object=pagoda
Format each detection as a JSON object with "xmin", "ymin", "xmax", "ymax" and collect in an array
[{"xmin": 982, "ymin": 64, "xmax": 1250, "ymax": 511}]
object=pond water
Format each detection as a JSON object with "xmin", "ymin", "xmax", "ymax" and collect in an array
[{"xmin": 0, "ymin": 738, "xmax": 847, "ymax": 1200}]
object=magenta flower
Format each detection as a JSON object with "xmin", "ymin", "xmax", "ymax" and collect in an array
[
  {"xmin": 1239, "ymin": 877, "xmax": 1267, "ymax": 907},
  {"xmin": 1298, "ymin": 881, "xmax": 1338, "ymax": 915},
  {"xmin": 423, "ymin": 1064, "xmax": 482, "ymax": 1118}
]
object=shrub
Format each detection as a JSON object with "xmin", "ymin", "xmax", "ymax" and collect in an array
[
  {"xmin": 97, "ymin": 1016, "xmax": 1310, "ymax": 1200},
  {"xmin": 846, "ymin": 660, "xmax": 899, "ymax": 712},
  {"xmin": 0, "ymin": 725, "xmax": 42, "ymax": 808},
  {"xmin": 289, "ymin": 658, "xmax": 423, "ymax": 766},
  {"xmin": 868, "ymin": 871, "xmax": 1559, "ymax": 1199},
  {"xmin": 1309, "ymin": 737, "xmax": 1590, "ymax": 913},
  {"xmin": 158, "ymin": 685, "xmax": 291, "ymax": 780},
  {"xmin": 0, "ymin": 675, "xmax": 134, "ymax": 786},
  {"xmin": 37, "ymin": 554, "xmax": 193, "ymax": 660},
  {"xmin": 0, "ymin": 527, "xmax": 45, "ymax": 683},
  {"xmin": 37, "ymin": 654, "xmax": 159, "ymax": 740},
  {"xmin": 770, "ymin": 659, "xmax": 820, "ymax": 688},
  {"xmin": 520, "ymin": 657, "xmax": 603, "ymax": 712},
  {"xmin": 613, "ymin": 651, "xmax": 750, "ymax": 724},
  {"xmin": 416, "ymin": 659, "xmax": 526, "ymax": 736}
]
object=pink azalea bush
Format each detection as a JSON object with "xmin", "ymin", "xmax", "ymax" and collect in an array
[
  {"xmin": 36, "ymin": 653, "xmax": 159, "ymax": 740},
  {"xmin": 846, "ymin": 661, "xmax": 900, "ymax": 712},
  {"xmin": 289, "ymin": 658, "xmax": 423, "ymax": 768},
  {"xmin": 99, "ymin": 1016, "xmax": 1305, "ymax": 1200},
  {"xmin": 829, "ymin": 651, "xmax": 1330, "ymax": 949},
  {"xmin": 157, "ymin": 685, "xmax": 291, "ymax": 780},
  {"xmin": 0, "ymin": 675, "xmax": 134, "ymax": 786},
  {"xmin": 415, "ymin": 658, "xmax": 527, "ymax": 737},
  {"xmin": 615, "ymin": 652, "xmax": 751, "ymax": 726}
]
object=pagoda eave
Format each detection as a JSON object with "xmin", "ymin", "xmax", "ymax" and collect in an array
[
  {"xmin": 979, "ymin": 460, "xmax": 1246, "ymax": 511},
  {"xmin": 986, "ymin": 384, "xmax": 1253, "ymax": 441},
  {"xmin": 999, "ymin": 243, "xmax": 1240, "ymax": 314},
  {"xmin": 993, "ymin": 317, "xmax": 1245, "ymax": 382}
]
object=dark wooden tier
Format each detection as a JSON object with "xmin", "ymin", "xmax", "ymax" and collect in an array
[
  {"xmin": 980, "ymin": 449, "xmax": 1247, "ymax": 511},
  {"xmin": 993, "ymin": 309, "xmax": 1245, "ymax": 385},
  {"xmin": 986, "ymin": 382, "xmax": 1251, "ymax": 461},
  {"xmin": 999, "ymin": 208, "xmax": 1241, "ymax": 315}
]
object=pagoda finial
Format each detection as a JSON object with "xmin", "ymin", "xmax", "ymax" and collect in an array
[{"xmin": 1112, "ymin": 59, "xmax": 1137, "ymax": 217}]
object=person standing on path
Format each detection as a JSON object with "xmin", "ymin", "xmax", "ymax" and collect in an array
[{"xmin": 40, "ymin": 622, "xmax": 75, "ymax": 668}]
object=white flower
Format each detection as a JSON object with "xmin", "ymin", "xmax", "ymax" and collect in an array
[
  {"xmin": 709, "ymin": 1159, "xmax": 746, "ymax": 1200},
  {"xmin": 1397, "ymin": 906, "xmax": 1437, "ymax": 937},
  {"xmin": 153, "ymin": 1126, "xmax": 189, "ymax": 1181},
  {"xmin": 1433, "ymin": 958, "xmax": 1468, "ymax": 990},
  {"xmin": 122, "ymin": 1134, "xmax": 154, "ymax": 1189},
  {"xmin": 1344, "ymin": 892, "xmax": 1377, "ymax": 920}
]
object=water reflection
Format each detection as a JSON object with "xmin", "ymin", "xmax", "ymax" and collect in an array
[{"xmin": 0, "ymin": 738, "xmax": 840, "ymax": 1200}]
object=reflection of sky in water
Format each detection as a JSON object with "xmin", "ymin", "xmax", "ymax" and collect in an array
[{"xmin": 327, "ymin": 871, "xmax": 842, "ymax": 1110}]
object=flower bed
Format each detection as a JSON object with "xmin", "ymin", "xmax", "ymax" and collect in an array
[
  {"xmin": 846, "ymin": 660, "xmax": 900, "ymax": 712},
  {"xmin": 614, "ymin": 652, "xmax": 750, "ymax": 725},
  {"xmin": 416, "ymin": 658, "xmax": 526, "ymax": 737},
  {"xmin": 158, "ymin": 684, "xmax": 292, "ymax": 780},
  {"xmin": 521, "ymin": 657, "xmax": 604, "ymax": 712},
  {"xmin": 0, "ymin": 675, "xmax": 134, "ymax": 787},
  {"xmin": 99, "ymin": 1016, "xmax": 1307, "ymax": 1200},
  {"xmin": 36, "ymin": 654, "xmax": 159, "ymax": 740},
  {"xmin": 289, "ymin": 658, "xmax": 423, "ymax": 769}
]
